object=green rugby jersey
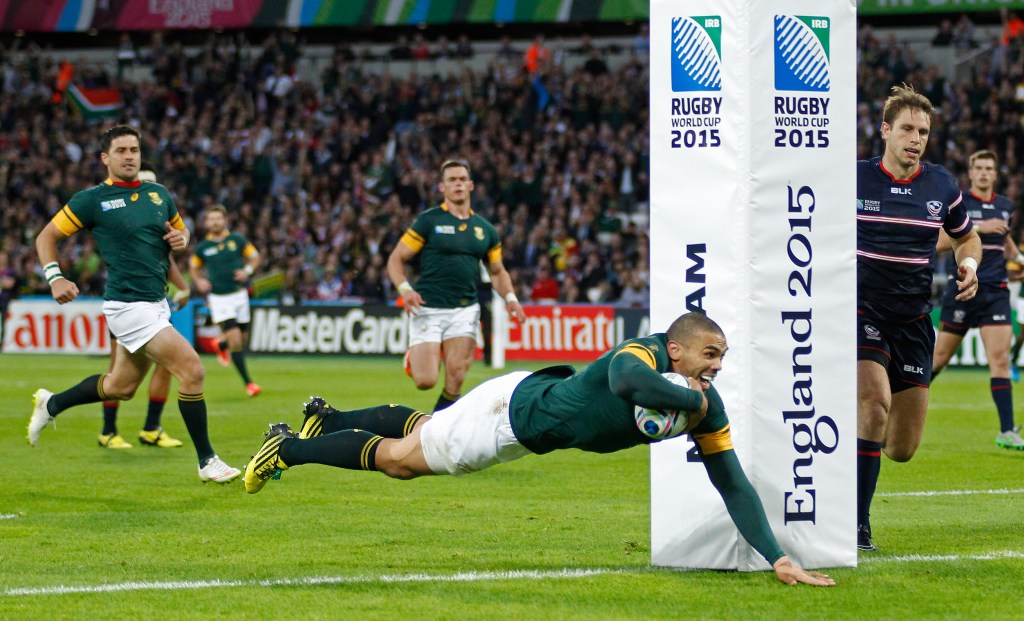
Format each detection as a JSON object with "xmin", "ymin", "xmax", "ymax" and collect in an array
[
  {"xmin": 399, "ymin": 204, "xmax": 502, "ymax": 308},
  {"xmin": 508, "ymin": 334, "xmax": 731, "ymax": 455},
  {"xmin": 52, "ymin": 179, "xmax": 182, "ymax": 302},
  {"xmin": 191, "ymin": 233, "xmax": 257, "ymax": 295}
]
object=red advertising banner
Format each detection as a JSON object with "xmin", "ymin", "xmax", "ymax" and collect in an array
[
  {"xmin": 2, "ymin": 300, "xmax": 110, "ymax": 354},
  {"xmin": 505, "ymin": 304, "xmax": 621, "ymax": 362}
]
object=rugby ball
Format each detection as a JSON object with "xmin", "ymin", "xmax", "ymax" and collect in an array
[{"xmin": 634, "ymin": 372, "xmax": 695, "ymax": 440}]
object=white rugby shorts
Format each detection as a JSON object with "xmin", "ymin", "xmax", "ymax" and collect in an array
[
  {"xmin": 408, "ymin": 303, "xmax": 480, "ymax": 347},
  {"xmin": 103, "ymin": 299, "xmax": 172, "ymax": 353},
  {"xmin": 208, "ymin": 289, "xmax": 251, "ymax": 325},
  {"xmin": 419, "ymin": 371, "xmax": 533, "ymax": 476}
]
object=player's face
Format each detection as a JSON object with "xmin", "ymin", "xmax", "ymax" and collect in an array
[
  {"xmin": 669, "ymin": 330, "xmax": 727, "ymax": 391},
  {"xmin": 968, "ymin": 158, "xmax": 997, "ymax": 193},
  {"xmin": 881, "ymin": 108, "xmax": 930, "ymax": 172},
  {"xmin": 438, "ymin": 165, "xmax": 474, "ymax": 205},
  {"xmin": 205, "ymin": 211, "xmax": 227, "ymax": 234},
  {"xmin": 100, "ymin": 135, "xmax": 141, "ymax": 183}
]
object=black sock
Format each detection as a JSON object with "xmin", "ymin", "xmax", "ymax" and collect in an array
[
  {"xmin": 102, "ymin": 401, "xmax": 119, "ymax": 435},
  {"xmin": 930, "ymin": 367, "xmax": 942, "ymax": 381},
  {"xmin": 144, "ymin": 397, "xmax": 167, "ymax": 432},
  {"xmin": 991, "ymin": 377, "xmax": 1015, "ymax": 432},
  {"xmin": 433, "ymin": 390, "xmax": 459, "ymax": 412},
  {"xmin": 231, "ymin": 351, "xmax": 252, "ymax": 384},
  {"xmin": 280, "ymin": 431, "xmax": 382, "ymax": 471},
  {"xmin": 322, "ymin": 404, "xmax": 426, "ymax": 438},
  {"xmin": 49, "ymin": 374, "xmax": 106, "ymax": 416},
  {"xmin": 857, "ymin": 438, "xmax": 882, "ymax": 529},
  {"xmin": 178, "ymin": 392, "xmax": 215, "ymax": 463},
  {"xmin": 218, "ymin": 340, "xmax": 229, "ymax": 351}
]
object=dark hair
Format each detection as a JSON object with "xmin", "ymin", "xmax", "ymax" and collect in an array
[
  {"xmin": 439, "ymin": 159, "xmax": 472, "ymax": 179},
  {"xmin": 99, "ymin": 125, "xmax": 142, "ymax": 154},
  {"xmin": 666, "ymin": 312, "xmax": 724, "ymax": 345},
  {"xmin": 881, "ymin": 84, "xmax": 934, "ymax": 127},
  {"xmin": 207, "ymin": 204, "xmax": 228, "ymax": 216}
]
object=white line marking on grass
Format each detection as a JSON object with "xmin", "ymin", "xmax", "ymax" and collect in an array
[
  {"xmin": 0, "ymin": 514, "xmax": 19, "ymax": 520},
  {"xmin": 878, "ymin": 488, "xmax": 1024, "ymax": 498},
  {"xmin": 4, "ymin": 568, "xmax": 631, "ymax": 597},
  {"xmin": 8, "ymin": 551, "xmax": 1024, "ymax": 597},
  {"xmin": 861, "ymin": 551, "xmax": 1024, "ymax": 563}
]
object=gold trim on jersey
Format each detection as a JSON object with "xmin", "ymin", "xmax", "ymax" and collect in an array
[
  {"xmin": 242, "ymin": 243, "xmax": 258, "ymax": 258},
  {"xmin": 401, "ymin": 229, "xmax": 425, "ymax": 253},
  {"xmin": 169, "ymin": 213, "xmax": 184, "ymax": 229},
  {"xmin": 190, "ymin": 255, "xmax": 203, "ymax": 268},
  {"xmin": 486, "ymin": 244, "xmax": 502, "ymax": 265},
  {"xmin": 614, "ymin": 344, "xmax": 657, "ymax": 370},
  {"xmin": 52, "ymin": 205, "xmax": 84, "ymax": 236},
  {"xmin": 693, "ymin": 424, "xmax": 733, "ymax": 455}
]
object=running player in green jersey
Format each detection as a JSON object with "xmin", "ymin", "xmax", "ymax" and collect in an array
[
  {"xmin": 190, "ymin": 204, "xmax": 262, "ymax": 397},
  {"xmin": 243, "ymin": 312, "xmax": 835, "ymax": 587},
  {"xmin": 29, "ymin": 124, "xmax": 240, "ymax": 483},
  {"xmin": 98, "ymin": 162, "xmax": 187, "ymax": 450},
  {"xmin": 387, "ymin": 160, "xmax": 526, "ymax": 412}
]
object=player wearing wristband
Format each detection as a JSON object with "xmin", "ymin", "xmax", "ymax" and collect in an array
[
  {"xmin": 931, "ymin": 150, "xmax": 1024, "ymax": 450},
  {"xmin": 856, "ymin": 85, "xmax": 981, "ymax": 551},
  {"xmin": 243, "ymin": 313, "xmax": 835, "ymax": 587},
  {"xmin": 97, "ymin": 163, "xmax": 187, "ymax": 450},
  {"xmin": 30, "ymin": 124, "xmax": 240, "ymax": 483},
  {"xmin": 387, "ymin": 160, "xmax": 526, "ymax": 412},
  {"xmin": 189, "ymin": 204, "xmax": 262, "ymax": 397}
]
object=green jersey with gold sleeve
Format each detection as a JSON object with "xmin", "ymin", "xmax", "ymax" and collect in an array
[
  {"xmin": 51, "ymin": 179, "xmax": 182, "ymax": 302},
  {"xmin": 398, "ymin": 204, "xmax": 502, "ymax": 308},
  {"xmin": 191, "ymin": 233, "xmax": 257, "ymax": 295},
  {"xmin": 508, "ymin": 334, "xmax": 732, "ymax": 456}
]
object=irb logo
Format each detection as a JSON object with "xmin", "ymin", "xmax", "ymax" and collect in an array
[
  {"xmin": 670, "ymin": 16, "xmax": 722, "ymax": 92},
  {"xmin": 774, "ymin": 15, "xmax": 830, "ymax": 92}
]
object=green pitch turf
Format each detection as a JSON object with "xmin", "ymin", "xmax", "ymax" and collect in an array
[{"xmin": 0, "ymin": 354, "xmax": 1022, "ymax": 620}]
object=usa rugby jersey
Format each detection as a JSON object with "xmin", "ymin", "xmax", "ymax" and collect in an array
[
  {"xmin": 857, "ymin": 157, "xmax": 972, "ymax": 321},
  {"xmin": 942, "ymin": 191, "xmax": 1013, "ymax": 286}
]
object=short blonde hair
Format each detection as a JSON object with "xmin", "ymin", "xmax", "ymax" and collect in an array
[{"xmin": 882, "ymin": 84, "xmax": 934, "ymax": 126}]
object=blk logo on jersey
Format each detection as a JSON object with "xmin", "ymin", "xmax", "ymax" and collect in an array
[
  {"xmin": 669, "ymin": 16, "xmax": 722, "ymax": 92},
  {"xmin": 903, "ymin": 364, "xmax": 924, "ymax": 375},
  {"xmin": 890, "ymin": 187, "xmax": 911, "ymax": 195},
  {"xmin": 774, "ymin": 15, "xmax": 830, "ymax": 92}
]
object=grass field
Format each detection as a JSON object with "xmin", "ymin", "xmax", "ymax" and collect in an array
[{"xmin": 1, "ymin": 353, "xmax": 1022, "ymax": 620}]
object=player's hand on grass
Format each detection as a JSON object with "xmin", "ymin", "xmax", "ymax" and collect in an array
[
  {"xmin": 955, "ymin": 263, "xmax": 979, "ymax": 301},
  {"xmin": 49, "ymin": 277, "xmax": 79, "ymax": 304},
  {"xmin": 772, "ymin": 556, "xmax": 835, "ymax": 587}
]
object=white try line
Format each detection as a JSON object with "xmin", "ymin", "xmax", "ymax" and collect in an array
[
  {"xmin": 878, "ymin": 488, "xmax": 1024, "ymax": 498},
  {"xmin": 4, "ymin": 568, "xmax": 631, "ymax": 597},
  {"xmin": 860, "ymin": 550, "xmax": 1024, "ymax": 564},
  {"xmin": 0, "ymin": 514, "xmax": 20, "ymax": 520},
  {"xmin": 7, "ymin": 551, "xmax": 1024, "ymax": 597}
]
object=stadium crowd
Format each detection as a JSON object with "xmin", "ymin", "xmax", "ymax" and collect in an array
[{"xmin": 2, "ymin": 18, "xmax": 1023, "ymax": 319}]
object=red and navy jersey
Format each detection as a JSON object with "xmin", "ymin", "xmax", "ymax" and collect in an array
[
  {"xmin": 943, "ymin": 191, "xmax": 1012, "ymax": 286},
  {"xmin": 857, "ymin": 157, "xmax": 972, "ymax": 321}
]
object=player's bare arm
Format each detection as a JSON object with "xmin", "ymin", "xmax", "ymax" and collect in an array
[
  {"xmin": 35, "ymin": 221, "xmax": 78, "ymax": 305},
  {"xmin": 233, "ymin": 250, "xmax": 260, "ymax": 283},
  {"xmin": 950, "ymin": 228, "xmax": 982, "ymax": 301},
  {"xmin": 387, "ymin": 241, "xmax": 424, "ymax": 312},
  {"xmin": 487, "ymin": 258, "xmax": 526, "ymax": 323}
]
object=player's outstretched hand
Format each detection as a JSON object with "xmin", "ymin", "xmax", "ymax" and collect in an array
[
  {"xmin": 955, "ymin": 263, "xmax": 979, "ymax": 302},
  {"xmin": 772, "ymin": 556, "xmax": 836, "ymax": 587}
]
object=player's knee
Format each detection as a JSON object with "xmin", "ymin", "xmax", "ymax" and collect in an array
[
  {"xmin": 377, "ymin": 459, "xmax": 422, "ymax": 480},
  {"xmin": 413, "ymin": 376, "xmax": 436, "ymax": 390},
  {"xmin": 178, "ymin": 356, "xmax": 206, "ymax": 385},
  {"xmin": 884, "ymin": 444, "xmax": 916, "ymax": 462}
]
